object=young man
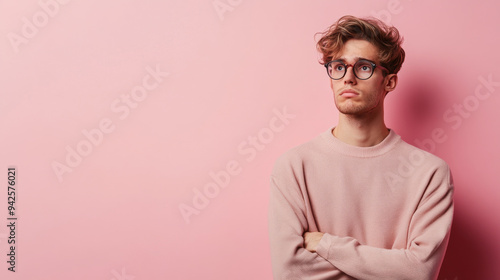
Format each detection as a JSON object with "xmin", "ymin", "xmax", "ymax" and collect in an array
[{"xmin": 268, "ymin": 16, "xmax": 454, "ymax": 280}]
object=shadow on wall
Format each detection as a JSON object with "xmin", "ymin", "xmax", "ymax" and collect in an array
[
  {"xmin": 386, "ymin": 69, "xmax": 452, "ymax": 142},
  {"xmin": 438, "ymin": 211, "xmax": 493, "ymax": 280}
]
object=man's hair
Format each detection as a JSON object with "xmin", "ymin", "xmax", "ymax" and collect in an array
[{"xmin": 316, "ymin": 15, "xmax": 405, "ymax": 75}]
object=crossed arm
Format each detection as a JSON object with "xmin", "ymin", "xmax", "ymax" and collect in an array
[{"xmin": 268, "ymin": 164, "xmax": 454, "ymax": 280}]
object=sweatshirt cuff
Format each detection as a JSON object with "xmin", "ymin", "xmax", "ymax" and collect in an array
[{"xmin": 316, "ymin": 233, "xmax": 332, "ymax": 260}]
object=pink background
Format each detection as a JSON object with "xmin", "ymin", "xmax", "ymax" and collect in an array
[{"xmin": 1, "ymin": 0, "xmax": 499, "ymax": 279}]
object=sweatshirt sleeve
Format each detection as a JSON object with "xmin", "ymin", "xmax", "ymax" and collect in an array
[
  {"xmin": 315, "ymin": 163, "xmax": 454, "ymax": 280},
  {"xmin": 268, "ymin": 164, "xmax": 351, "ymax": 280}
]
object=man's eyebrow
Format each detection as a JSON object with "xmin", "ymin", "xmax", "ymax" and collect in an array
[{"xmin": 334, "ymin": 56, "xmax": 375, "ymax": 62}]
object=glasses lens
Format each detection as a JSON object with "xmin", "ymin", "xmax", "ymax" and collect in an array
[
  {"xmin": 328, "ymin": 61, "xmax": 345, "ymax": 79},
  {"xmin": 354, "ymin": 60, "xmax": 374, "ymax": 79}
]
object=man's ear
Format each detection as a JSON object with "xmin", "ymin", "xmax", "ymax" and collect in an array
[{"xmin": 385, "ymin": 74, "xmax": 398, "ymax": 93}]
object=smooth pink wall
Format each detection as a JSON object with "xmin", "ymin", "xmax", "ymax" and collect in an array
[{"xmin": 1, "ymin": 0, "xmax": 499, "ymax": 279}]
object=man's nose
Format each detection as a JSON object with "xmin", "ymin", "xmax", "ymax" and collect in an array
[{"xmin": 343, "ymin": 65, "xmax": 357, "ymax": 85}]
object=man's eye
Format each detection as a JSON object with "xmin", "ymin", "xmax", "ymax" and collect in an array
[
  {"xmin": 357, "ymin": 64, "xmax": 372, "ymax": 72},
  {"xmin": 335, "ymin": 65, "xmax": 344, "ymax": 71}
]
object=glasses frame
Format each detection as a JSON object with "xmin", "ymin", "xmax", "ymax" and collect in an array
[{"xmin": 324, "ymin": 59, "xmax": 390, "ymax": 80}]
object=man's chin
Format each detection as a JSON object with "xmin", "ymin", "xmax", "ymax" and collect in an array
[
  {"xmin": 339, "ymin": 110, "xmax": 365, "ymax": 116},
  {"xmin": 336, "ymin": 104, "xmax": 366, "ymax": 115}
]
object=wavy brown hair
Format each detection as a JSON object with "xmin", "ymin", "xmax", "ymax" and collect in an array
[{"xmin": 316, "ymin": 15, "xmax": 405, "ymax": 75}]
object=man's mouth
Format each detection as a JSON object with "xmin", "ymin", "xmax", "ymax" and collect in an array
[{"xmin": 340, "ymin": 89, "xmax": 359, "ymax": 98}]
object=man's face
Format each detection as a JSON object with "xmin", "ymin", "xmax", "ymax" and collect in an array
[{"xmin": 329, "ymin": 39, "xmax": 393, "ymax": 116}]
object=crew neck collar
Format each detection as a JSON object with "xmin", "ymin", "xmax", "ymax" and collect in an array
[{"xmin": 321, "ymin": 127, "xmax": 401, "ymax": 158}]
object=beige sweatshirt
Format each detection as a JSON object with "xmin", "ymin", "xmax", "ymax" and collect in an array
[{"xmin": 268, "ymin": 127, "xmax": 454, "ymax": 280}]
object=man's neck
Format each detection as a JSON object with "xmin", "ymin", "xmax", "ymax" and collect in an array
[{"xmin": 333, "ymin": 113, "xmax": 389, "ymax": 147}]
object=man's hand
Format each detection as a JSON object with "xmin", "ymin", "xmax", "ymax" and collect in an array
[{"xmin": 303, "ymin": 232, "xmax": 324, "ymax": 252}]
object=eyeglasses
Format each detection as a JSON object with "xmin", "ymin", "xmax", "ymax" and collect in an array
[{"xmin": 324, "ymin": 59, "xmax": 389, "ymax": 80}]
